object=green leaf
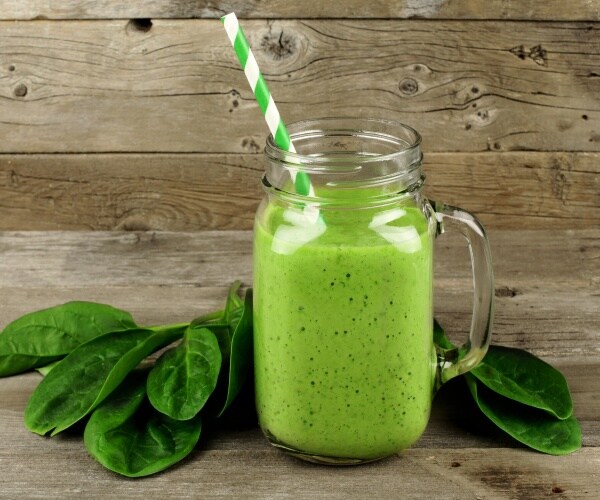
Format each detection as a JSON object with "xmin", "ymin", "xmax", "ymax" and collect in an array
[
  {"xmin": 190, "ymin": 309, "xmax": 226, "ymax": 328},
  {"xmin": 24, "ymin": 325, "xmax": 185, "ymax": 436},
  {"xmin": 189, "ymin": 282, "xmax": 242, "ymax": 330},
  {"xmin": 189, "ymin": 281, "xmax": 246, "ymax": 362},
  {"xmin": 472, "ymin": 345, "xmax": 573, "ymax": 419},
  {"xmin": 0, "ymin": 302, "xmax": 137, "ymax": 377},
  {"xmin": 433, "ymin": 319, "xmax": 455, "ymax": 350},
  {"xmin": 84, "ymin": 370, "xmax": 202, "ymax": 478},
  {"xmin": 35, "ymin": 360, "xmax": 61, "ymax": 377},
  {"xmin": 217, "ymin": 289, "xmax": 253, "ymax": 417},
  {"xmin": 147, "ymin": 326, "xmax": 222, "ymax": 420},
  {"xmin": 465, "ymin": 374, "xmax": 582, "ymax": 455},
  {"xmin": 224, "ymin": 281, "xmax": 243, "ymax": 323},
  {"xmin": 205, "ymin": 324, "xmax": 232, "ymax": 362}
]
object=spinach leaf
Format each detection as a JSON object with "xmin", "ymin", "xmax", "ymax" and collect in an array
[
  {"xmin": 190, "ymin": 309, "xmax": 226, "ymax": 328},
  {"xmin": 205, "ymin": 324, "xmax": 232, "ymax": 362},
  {"xmin": 224, "ymin": 280, "xmax": 243, "ymax": 324},
  {"xmin": 189, "ymin": 281, "xmax": 242, "ymax": 330},
  {"xmin": 0, "ymin": 302, "xmax": 137, "ymax": 377},
  {"xmin": 433, "ymin": 319, "xmax": 454, "ymax": 350},
  {"xmin": 84, "ymin": 370, "xmax": 202, "ymax": 477},
  {"xmin": 147, "ymin": 326, "xmax": 222, "ymax": 420},
  {"xmin": 36, "ymin": 360, "xmax": 61, "ymax": 377},
  {"xmin": 433, "ymin": 321, "xmax": 573, "ymax": 419},
  {"xmin": 189, "ymin": 281, "xmax": 246, "ymax": 362},
  {"xmin": 465, "ymin": 374, "xmax": 582, "ymax": 455},
  {"xmin": 471, "ymin": 346, "xmax": 573, "ymax": 420},
  {"xmin": 24, "ymin": 325, "xmax": 185, "ymax": 436},
  {"xmin": 217, "ymin": 289, "xmax": 253, "ymax": 417}
]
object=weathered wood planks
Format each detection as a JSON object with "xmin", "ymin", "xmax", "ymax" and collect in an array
[
  {"xmin": 0, "ymin": 229, "xmax": 598, "ymax": 499},
  {"xmin": 1, "ymin": 20, "xmax": 598, "ymax": 153},
  {"xmin": 0, "ymin": 402, "xmax": 597, "ymax": 500},
  {"xmin": 0, "ymin": 230, "xmax": 597, "ymax": 359},
  {"xmin": 1, "ymin": 152, "xmax": 598, "ymax": 230},
  {"xmin": 2, "ymin": 0, "xmax": 599, "ymax": 21},
  {"xmin": 0, "ymin": 0, "xmax": 596, "ymax": 496}
]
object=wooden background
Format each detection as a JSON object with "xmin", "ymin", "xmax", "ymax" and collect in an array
[
  {"xmin": 0, "ymin": 1, "xmax": 598, "ymax": 231},
  {"xmin": 0, "ymin": 2, "xmax": 599, "ymax": 498}
]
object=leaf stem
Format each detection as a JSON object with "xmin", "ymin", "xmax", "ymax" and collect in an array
[
  {"xmin": 145, "ymin": 322, "xmax": 189, "ymax": 333},
  {"xmin": 191, "ymin": 309, "xmax": 226, "ymax": 326}
]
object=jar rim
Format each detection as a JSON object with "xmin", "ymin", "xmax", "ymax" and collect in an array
[{"xmin": 264, "ymin": 117, "xmax": 422, "ymax": 168}]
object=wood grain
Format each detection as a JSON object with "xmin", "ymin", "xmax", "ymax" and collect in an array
[
  {"xmin": 0, "ymin": 414, "xmax": 596, "ymax": 500},
  {"xmin": 0, "ymin": 230, "xmax": 597, "ymax": 359},
  {"xmin": 0, "ymin": 230, "xmax": 597, "ymax": 497},
  {"xmin": 0, "ymin": 20, "xmax": 598, "ymax": 153},
  {"xmin": 2, "ymin": 0, "xmax": 599, "ymax": 21},
  {"xmin": 0, "ymin": 154, "xmax": 264, "ymax": 231},
  {"xmin": 1, "ymin": 152, "xmax": 598, "ymax": 231}
]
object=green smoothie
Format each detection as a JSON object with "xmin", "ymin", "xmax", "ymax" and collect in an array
[{"xmin": 254, "ymin": 200, "xmax": 436, "ymax": 461}]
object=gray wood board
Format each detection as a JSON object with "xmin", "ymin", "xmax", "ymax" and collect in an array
[
  {"xmin": 2, "ymin": 0, "xmax": 599, "ymax": 21},
  {"xmin": 1, "ymin": 152, "xmax": 598, "ymax": 230},
  {"xmin": 0, "ymin": 360, "xmax": 597, "ymax": 499},
  {"xmin": 0, "ymin": 229, "xmax": 597, "ymax": 498},
  {"xmin": 0, "ymin": 229, "xmax": 597, "ymax": 358},
  {"xmin": 1, "ymin": 20, "xmax": 598, "ymax": 153}
]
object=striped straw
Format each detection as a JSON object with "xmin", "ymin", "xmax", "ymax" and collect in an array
[{"xmin": 221, "ymin": 13, "xmax": 313, "ymax": 198}]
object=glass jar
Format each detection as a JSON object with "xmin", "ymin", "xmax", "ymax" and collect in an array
[{"xmin": 253, "ymin": 118, "xmax": 494, "ymax": 464}]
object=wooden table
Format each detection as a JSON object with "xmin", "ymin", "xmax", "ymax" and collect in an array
[{"xmin": 0, "ymin": 229, "xmax": 598, "ymax": 499}]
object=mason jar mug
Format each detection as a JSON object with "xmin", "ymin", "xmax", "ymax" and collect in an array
[{"xmin": 253, "ymin": 118, "xmax": 494, "ymax": 464}]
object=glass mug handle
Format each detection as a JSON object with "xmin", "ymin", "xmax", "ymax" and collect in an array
[{"xmin": 432, "ymin": 201, "xmax": 495, "ymax": 385}]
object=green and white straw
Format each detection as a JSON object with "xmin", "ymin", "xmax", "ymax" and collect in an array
[{"xmin": 221, "ymin": 12, "xmax": 314, "ymax": 199}]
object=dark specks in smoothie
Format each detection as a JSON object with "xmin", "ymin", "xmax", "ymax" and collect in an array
[
  {"xmin": 298, "ymin": 305, "xmax": 305, "ymax": 311},
  {"xmin": 346, "ymin": 273, "xmax": 351, "ymax": 278}
]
